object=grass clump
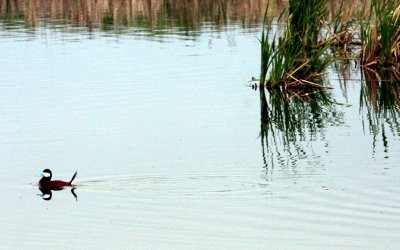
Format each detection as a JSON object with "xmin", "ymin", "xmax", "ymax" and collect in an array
[
  {"xmin": 259, "ymin": 0, "xmax": 333, "ymax": 89},
  {"xmin": 360, "ymin": 0, "xmax": 400, "ymax": 76},
  {"xmin": 325, "ymin": 0, "xmax": 360, "ymax": 58},
  {"xmin": 259, "ymin": 0, "xmax": 400, "ymax": 89}
]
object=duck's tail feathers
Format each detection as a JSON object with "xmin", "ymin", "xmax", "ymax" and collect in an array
[{"xmin": 69, "ymin": 171, "xmax": 77, "ymax": 184}]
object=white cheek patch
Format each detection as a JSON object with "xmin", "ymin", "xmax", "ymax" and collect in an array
[
  {"xmin": 42, "ymin": 194, "xmax": 51, "ymax": 199},
  {"xmin": 42, "ymin": 172, "xmax": 51, "ymax": 177}
]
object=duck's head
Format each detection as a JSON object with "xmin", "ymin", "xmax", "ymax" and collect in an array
[{"xmin": 39, "ymin": 169, "xmax": 52, "ymax": 181}]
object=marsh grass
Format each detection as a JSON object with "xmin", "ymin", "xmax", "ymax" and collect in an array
[
  {"xmin": 259, "ymin": 0, "xmax": 400, "ymax": 89},
  {"xmin": 325, "ymin": 0, "xmax": 360, "ymax": 58},
  {"xmin": 359, "ymin": 0, "xmax": 400, "ymax": 76},
  {"xmin": 259, "ymin": 3, "xmax": 278, "ymax": 88},
  {"xmin": 259, "ymin": 0, "xmax": 334, "ymax": 89},
  {"xmin": 287, "ymin": 0, "xmax": 327, "ymax": 49}
]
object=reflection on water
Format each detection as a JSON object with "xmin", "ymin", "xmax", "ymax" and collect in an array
[
  {"xmin": 259, "ymin": 86, "xmax": 344, "ymax": 170},
  {"xmin": 38, "ymin": 186, "xmax": 77, "ymax": 201},
  {"xmin": 360, "ymin": 69, "xmax": 400, "ymax": 153},
  {"xmin": 259, "ymin": 66, "xmax": 400, "ymax": 170},
  {"xmin": 0, "ymin": 0, "xmax": 273, "ymax": 37},
  {"xmin": 0, "ymin": 0, "xmax": 367, "ymax": 30}
]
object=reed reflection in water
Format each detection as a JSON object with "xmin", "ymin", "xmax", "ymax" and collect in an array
[
  {"xmin": 259, "ymin": 86, "xmax": 345, "ymax": 171},
  {"xmin": 0, "ymin": 0, "xmax": 273, "ymax": 32},
  {"xmin": 360, "ymin": 69, "xmax": 400, "ymax": 153},
  {"xmin": 259, "ymin": 62, "xmax": 400, "ymax": 170}
]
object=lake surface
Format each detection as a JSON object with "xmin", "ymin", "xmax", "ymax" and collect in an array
[{"xmin": 0, "ymin": 0, "xmax": 399, "ymax": 249}]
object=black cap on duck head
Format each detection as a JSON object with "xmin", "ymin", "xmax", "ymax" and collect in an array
[{"xmin": 41, "ymin": 169, "xmax": 52, "ymax": 180}]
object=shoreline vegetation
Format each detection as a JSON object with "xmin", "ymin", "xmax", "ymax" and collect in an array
[{"xmin": 258, "ymin": 0, "xmax": 400, "ymax": 90}]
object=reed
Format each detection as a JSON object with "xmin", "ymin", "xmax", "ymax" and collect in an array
[
  {"xmin": 259, "ymin": 4, "xmax": 278, "ymax": 88},
  {"xmin": 259, "ymin": 0, "xmax": 332, "ymax": 88},
  {"xmin": 326, "ymin": 0, "xmax": 360, "ymax": 58},
  {"xmin": 360, "ymin": 0, "xmax": 400, "ymax": 73},
  {"xmin": 287, "ymin": 0, "xmax": 327, "ymax": 49}
]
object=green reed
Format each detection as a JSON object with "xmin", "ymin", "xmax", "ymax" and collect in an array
[
  {"xmin": 259, "ymin": 5, "xmax": 278, "ymax": 88},
  {"xmin": 259, "ymin": 0, "xmax": 332, "ymax": 88},
  {"xmin": 329, "ymin": 0, "xmax": 359, "ymax": 56},
  {"xmin": 360, "ymin": 0, "xmax": 400, "ymax": 69},
  {"xmin": 287, "ymin": 0, "xmax": 327, "ymax": 49}
]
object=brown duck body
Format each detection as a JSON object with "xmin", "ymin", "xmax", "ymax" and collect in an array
[{"xmin": 39, "ymin": 179, "xmax": 72, "ymax": 188}]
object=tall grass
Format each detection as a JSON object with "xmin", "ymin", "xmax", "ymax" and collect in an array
[
  {"xmin": 259, "ymin": 4, "xmax": 277, "ymax": 88},
  {"xmin": 259, "ymin": 0, "xmax": 400, "ymax": 89},
  {"xmin": 287, "ymin": 0, "xmax": 327, "ymax": 50},
  {"xmin": 360, "ymin": 0, "xmax": 400, "ymax": 73},
  {"xmin": 259, "ymin": 0, "xmax": 333, "ymax": 88},
  {"xmin": 327, "ymin": 0, "xmax": 360, "ymax": 57}
]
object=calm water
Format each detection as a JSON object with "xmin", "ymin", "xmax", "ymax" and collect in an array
[{"xmin": 1, "ymin": 0, "xmax": 399, "ymax": 249}]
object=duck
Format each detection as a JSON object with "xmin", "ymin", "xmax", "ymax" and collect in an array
[{"xmin": 39, "ymin": 169, "xmax": 77, "ymax": 188}]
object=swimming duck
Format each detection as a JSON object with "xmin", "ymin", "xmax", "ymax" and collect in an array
[{"xmin": 39, "ymin": 169, "xmax": 77, "ymax": 188}]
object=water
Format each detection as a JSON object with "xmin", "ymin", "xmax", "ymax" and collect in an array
[{"xmin": 1, "ymin": 0, "xmax": 399, "ymax": 249}]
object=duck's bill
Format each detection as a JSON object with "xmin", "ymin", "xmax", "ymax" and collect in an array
[{"xmin": 39, "ymin": 172, "xmax": 51, "ymax": 177}]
